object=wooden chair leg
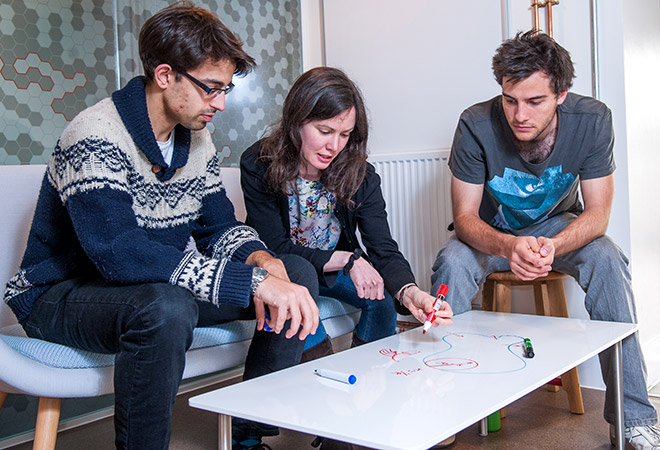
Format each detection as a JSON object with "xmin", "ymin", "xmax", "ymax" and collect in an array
[
  {"xmin": 533, "ymin": 282, "xmax": 550, "ymax": 316},
  {"xmin": 33, "ymin": 397, "xmax": 61, "ymax": 450},
  {"xmin": 0, "ymin": 392, "xmax": 7, "ymax": 410},
  {"xmin": 494, "ymin": 282, "xmax": 511, "ymax": 312},
  {"xmin": 543, "ymin": 278, "xmax": 584, "ymax": 414},
  {"xmin": 482, "ymin": 280, "xmax": 495, "ymax": 311},
  {"xmin": 547, "ymin": 280, "xmax": 569, "ymax": 317},
  {"xmin": 532, "ymin": 281, "xmax": 561, "ymax": 390},
  {"xmin": 562, "ymin": 367, "xmax": 585, "ymax": 414}
]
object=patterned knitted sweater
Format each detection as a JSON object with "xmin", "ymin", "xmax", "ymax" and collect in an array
[{"xmin": 4, "ymin": 77, "xmax": 267, "ymax": 323}]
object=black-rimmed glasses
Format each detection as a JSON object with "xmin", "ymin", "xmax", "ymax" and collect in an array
[{"xmin": 181, "ymin": 71, "xmax": 234, "ymax": 97}]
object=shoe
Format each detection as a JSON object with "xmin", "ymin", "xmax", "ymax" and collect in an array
[
  {"xmin": 610, "ymin": 424, "xmax": 660, "ymax": 449},
  {"xmin": 430, "ymin": 434, "xmax": 456, "ymax": 448},
  {"xmin": 350, "ymin": 332, "xmax": 367, "ymax": 348},
  {"xmin": 232, "ymin": 436, "xmax": 273, "ymax": 450},
  {"xmin": 301, "ymin": 335, "xmax": 334, "ymax": 363},
  {"xmin": 310, "ymin": 436, "xmax": 356, "ymax": 449}
]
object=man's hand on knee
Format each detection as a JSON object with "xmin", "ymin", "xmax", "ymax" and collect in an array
[{"xmin": 253, "ymin": 276, "xmax": 319, "ymax": 340}]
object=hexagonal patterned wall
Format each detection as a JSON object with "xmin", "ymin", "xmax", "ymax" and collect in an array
[
  {"xmin": 0, "ymin": 0, "xmax": 116, "ymax": 165},
  {"xmin": 0, "ymin": 0, "xmax": 301, "ymax": 167},
  {"xmin": 0, "ymin": 0, "xmax": 301, "ymax": 442}
]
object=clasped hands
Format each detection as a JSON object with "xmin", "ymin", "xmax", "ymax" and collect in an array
[{"xmin": 507, "ymin": 235, "xmax": 555, "ymax": 281}]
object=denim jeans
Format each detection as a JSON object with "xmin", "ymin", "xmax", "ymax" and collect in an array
[
  {"xmin": 23, "ymin": 254, "xmax": 317, "ymax": 449},
  {"xmin": 304, "ymin": 271, "xmax": 397, "ymax": 351},
  {"xmin": 431, "ymin": 212, "xmax": 657, "ymax": 427}
]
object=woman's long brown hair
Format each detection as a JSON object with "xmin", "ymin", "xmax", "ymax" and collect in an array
[{"xmin": 258, "ymin": 67, "xmax": 369, "ymax": 205}]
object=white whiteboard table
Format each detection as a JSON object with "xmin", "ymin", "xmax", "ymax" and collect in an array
[{"xmin": 189, "ymin": 311, "xmax": 635, "ymax": 450}]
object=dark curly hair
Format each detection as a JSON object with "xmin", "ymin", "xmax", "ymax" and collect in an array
[
  {"xmin": 139, "ymin": 1, "xmax": 255, "ymax": 80},
  {"xmin": 492, "ymin": 30, "xmax": 575, "ymax": 96},
  {"xmin": 258, "ymin": 67, "xmax": 369, "ymax": 205}
]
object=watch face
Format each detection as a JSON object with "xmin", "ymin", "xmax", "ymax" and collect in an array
[
  {"xmin": 254, "ymin": 267, "xmax": 268, "ymax": 277},
  {"xmin": 251, "ymin": 267, "xmax": 269, "ymax": 295}
]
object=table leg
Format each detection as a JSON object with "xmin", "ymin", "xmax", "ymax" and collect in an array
[
  {"xmin": 218, "ymin": 414, "xmax": 232, "ymax": 450},
  {"xmin": 479, "ymin": 417, "xmax": 488, "ymax": 436},
  {"xmin": 613, "ymin": 340, "xmax": 624, "ymax": 450}
]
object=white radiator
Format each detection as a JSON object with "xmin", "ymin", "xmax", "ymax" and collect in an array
[{"xmin": 370, "ymin": 150, "xmax": 453, "ymax": 293}]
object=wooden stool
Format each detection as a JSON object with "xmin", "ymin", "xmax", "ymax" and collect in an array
[{"xmin": 482, "ymin": 271, "xmax": 585, "ymax": 415}]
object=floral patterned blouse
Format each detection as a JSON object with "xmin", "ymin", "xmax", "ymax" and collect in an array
[{"xmin": 287, "ymin": 177, "xmax": 341, "ymax": 250}]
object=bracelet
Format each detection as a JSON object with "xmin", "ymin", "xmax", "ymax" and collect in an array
[
  {"xmin": 342, "ymin": 248, "xmax": 364, "ymax": 275},
  {"xmin": 397, "ymin": 283, "xmax": 417, "ymax": 304}
]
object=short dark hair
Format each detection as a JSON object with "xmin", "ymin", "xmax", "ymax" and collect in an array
[
  {"xmin": 492, "ymin": 30, "xmax": 575, "ymax": 96},
  {"xmin": 259, "ymin": 67, "xmax": 369, "ymax": 205},
  {"xmin": 138, "ymin": 1, "xmax": 255, "ymax": 80}
]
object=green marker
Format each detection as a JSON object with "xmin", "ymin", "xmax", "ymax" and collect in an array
[{"xmin": 523, "ymin": 338, "xmax": 535, "ymax": 358}]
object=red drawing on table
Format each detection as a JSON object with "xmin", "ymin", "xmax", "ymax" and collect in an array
[
  {"xmin": 424, "ymin": 357, "xmax": 479, "ymax": 371},
  {"xmin": 423, "ymin": 332, "xmax": 527, "ymax": 374},
  {"xmin": 392, "ymin": 368, "xmax": 422, "ymax": 376},
  {"xmin": 379, "ymin": 348, "xmax": 421, "ymax": 362}
]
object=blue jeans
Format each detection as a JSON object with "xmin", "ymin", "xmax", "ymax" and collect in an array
[
  {"xmin": 23, "ymin": 254, "xmax": 317, "ymax": 449},
  {"xmin": 304, "ymin": 271, "xmax": 397, "ymax": 350},
  {"xmin": 431, "ymin": 212, "xmax": 657, "ymax": 427}
]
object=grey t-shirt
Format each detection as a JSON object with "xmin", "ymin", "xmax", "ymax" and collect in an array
[{"xmin": 449, "ymin": 92, "xmax": 615, "ymax": 230}]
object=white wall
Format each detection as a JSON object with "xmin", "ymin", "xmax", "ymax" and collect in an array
[
  {"xmin": 620, "ymin": 0, "xmax": 660, "ymax": 385},
  {"xmin": 322, "ymin": 0, "xmax": 502, "ymax": 155},
  {"xmin": 301, "ymin": 0, "xmax": 660, "ymax": 389}
]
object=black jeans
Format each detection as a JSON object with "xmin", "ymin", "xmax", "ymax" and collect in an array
[{"xmin": 23, "ymin": 254, "xmax": 318, "ymax": 449}]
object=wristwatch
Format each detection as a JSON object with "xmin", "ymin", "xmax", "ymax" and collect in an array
[{"xmin": 250, "ymin": 267, "xmax": 269, "ymax": 295}]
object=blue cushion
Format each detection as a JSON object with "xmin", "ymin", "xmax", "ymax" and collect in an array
[
  {"xmin": 190, "ymin": 320, "xmax": 255, "ymax": 351},
  {"xmin": 317, "ymin": 295, "xmax": 359, "ymax": 319},
  {"xmin": 0, "ymin": 334, "xmax": 116, "ymax": 369},
  {"xmin": 0, "ymin": 295, "xmax": 358, "ymax": 369}
]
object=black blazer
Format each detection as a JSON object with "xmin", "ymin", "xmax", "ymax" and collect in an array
[{"xmin": 240, "ymin": 141, "xmax": 415, "ymax": 313}]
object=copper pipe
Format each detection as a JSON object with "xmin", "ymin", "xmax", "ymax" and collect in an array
[
  {"xmin": 531, "ymin": 0, "xmax": 541, "ymax": 34},
  {"xmin": 547, "ymin": 0, "xmax": 559, "ymax": 37}
]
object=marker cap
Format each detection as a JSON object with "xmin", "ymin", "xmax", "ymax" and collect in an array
[{"xmin": 315, "ymin": 368, "xmax": 357, "ymax": 385}]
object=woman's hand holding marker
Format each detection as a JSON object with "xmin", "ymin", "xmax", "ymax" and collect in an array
[{"xmin": 422, "ymin": 284, "xmax": 451, "ymax": 333}]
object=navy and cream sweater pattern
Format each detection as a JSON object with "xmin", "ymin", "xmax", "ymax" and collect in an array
[{"xmin": 4, "ymin": 77, "xmax": 267, "ymax": 323}]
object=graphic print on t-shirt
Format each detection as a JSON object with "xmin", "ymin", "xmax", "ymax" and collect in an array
[{"xmin": 487, "ymin": 165, "xmax": 575, "ymax": 229}]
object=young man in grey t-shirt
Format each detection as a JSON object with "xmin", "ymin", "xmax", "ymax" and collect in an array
[{"xmin": 431, "ymin": 30, "xmax": 659, "ymax": 449}]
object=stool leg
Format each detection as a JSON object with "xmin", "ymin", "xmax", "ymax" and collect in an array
[
  {"xmin": 547, "ymin": 278, "xmax": 585, "ymax": 414},
  {"xmin": 546, "ymin": 380, "xmax": 561, "ymax": 393},
  {"xmin": 531, "ymin": 282, "xmax": 561, "ymax": 390},
  {"xmin": 493, "ymin": 280, "xmax": 512, "ymax": 419},
  {"xmin": 482, "ymin": 280, "xmax": 495, "ymax": 311},
  {"xmin": 494, "ymin": 282, "xmax": 511, "ymax": 312},
  {"xmin": 533, "ymin": 282, "xmax": 549, "ymax": 316},
  {"xmin": 547, "ymin": 280, "xmax": 569, "ymax": 317},
  {"xmin": 562, "ymin": 367, "xmax": 585, "ymax": 414}
]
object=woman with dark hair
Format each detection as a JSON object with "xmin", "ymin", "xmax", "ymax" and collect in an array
[{"xmin": 240, "ymin": 67, "xmax": 453, "ymax": 361}]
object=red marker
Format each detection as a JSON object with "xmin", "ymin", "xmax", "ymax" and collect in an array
[{"xmin": 422, "ymin": 284, "xmax": 449, "ymax": 333}]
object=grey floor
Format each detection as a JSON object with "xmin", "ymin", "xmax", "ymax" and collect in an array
[{"xmin": 9, "ymin": 382, "xmax": 660, "ymax": 450}]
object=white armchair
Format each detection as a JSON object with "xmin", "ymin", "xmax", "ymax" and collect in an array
[{"xmin": 0, "ymin": 164, "xmax": 360, "ymax": 449}]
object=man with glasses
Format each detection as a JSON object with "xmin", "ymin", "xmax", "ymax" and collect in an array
[
  {"xmin": 4, "ymin": 3, "xmax": 319, "ymax": 449},
  {"xmin": 431, "ymin": 30, "xmax": 660, "ymax": 449}
]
